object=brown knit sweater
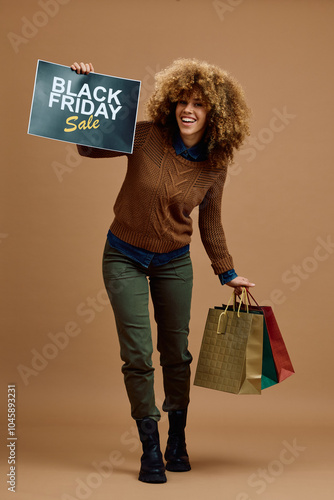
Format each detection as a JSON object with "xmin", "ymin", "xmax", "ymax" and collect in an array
[{"xmin": 77, "ymin": 121, "xmax": 234, "ymax": 274}]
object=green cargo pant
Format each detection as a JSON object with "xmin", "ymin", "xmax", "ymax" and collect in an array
[{"xmin": 102, "ymin": 242, "xmax": 193, "ymax": 421}]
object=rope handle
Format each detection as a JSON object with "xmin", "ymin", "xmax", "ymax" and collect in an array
[
  {"xmin": 234, "ymin": 287, "xmax": 249, "ymax": 315},
  {"xmin": 246, "ymin": 289, "xmax": 262, "ymax": 308},
  {"xmin": 217, "ymin": 287, "xmax": 249, "ymax": 334}
]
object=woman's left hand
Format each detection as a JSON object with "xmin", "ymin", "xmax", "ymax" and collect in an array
[
  {"xmin": 226, "ymin": 276, "xmax": 255, "ymax": 296},
  {"xmin": 71, "ymin": 62, "xmax": 94, "ymax": 74}
]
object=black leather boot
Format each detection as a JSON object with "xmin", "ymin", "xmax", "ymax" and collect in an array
[
  {"xmin": 136, "ymin": 417, "xmax": 167, "ymax": 483},
  {"xmin": 164, "ymin": 409, "xmax": 191, "ymax": 472}
]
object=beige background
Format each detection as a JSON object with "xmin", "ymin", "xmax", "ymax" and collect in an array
[{"xmin": 1, "ymin": 0, "xmax": 334, "ymax": 499}]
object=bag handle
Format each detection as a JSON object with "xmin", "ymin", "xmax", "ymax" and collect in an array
[
  {"xmin": 217, "ymin": 288, "xmax": 249, "ymax": 334},
  {"xmin": 246, "ymin": 289, "xmax": 261, "ymax": 307},
  {"xmin": 234, "ymin": 287, "xmax": 249, "ymax": 315}
]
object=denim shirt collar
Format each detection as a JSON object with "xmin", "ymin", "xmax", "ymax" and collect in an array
[{"xmin": 173, "ymin": 133, "xmax": 208, "ymax": 162}]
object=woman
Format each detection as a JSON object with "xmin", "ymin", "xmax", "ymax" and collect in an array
[{"xmin": 71, "ymin": 58, "xmax": 255, "ymax": 484}]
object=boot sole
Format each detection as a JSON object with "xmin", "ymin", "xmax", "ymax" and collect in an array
[
  {"xmin": 138, "ymin": 472, "xmax": 167, "ymax": 483},
  {"xmin": 166, "ymin": 462, "xmax": 191, "ymax": 472}
]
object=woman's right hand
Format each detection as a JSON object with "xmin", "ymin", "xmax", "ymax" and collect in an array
[
  {"xmin": 70, "ymin": 62, "xmax": 94, "ymax": 74},
  {"xmin": 226, "ymin": 276, "xmax": 255, "ymax": 296}
]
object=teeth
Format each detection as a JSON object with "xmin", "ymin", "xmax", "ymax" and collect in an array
[{"xmin": 182, "ymin": 118, "xmax": 195, "ymax": 123}]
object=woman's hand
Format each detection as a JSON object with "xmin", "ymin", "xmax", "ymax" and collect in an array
[
  {"xmin": 226, "ymin": 276, "xmax": 255, "ymax": 296},
  {"xmin": 70, "ymin": 62, "xmax": 94, "ymax": 74}
]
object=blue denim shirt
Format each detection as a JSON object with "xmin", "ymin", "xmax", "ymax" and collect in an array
[
  {"xmin": 107, "ymin": 231, "xmax": 189, "ymax": 267},
  {"xmin": 107, "ymin": 134, "xmax": 238, "ymax": 285},
  {"xmin": 173, "ymin": 132, "xmax": 208, "ymax": 162}
]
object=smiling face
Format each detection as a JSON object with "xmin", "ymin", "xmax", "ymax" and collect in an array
[{"xmin": 175, "ymin": 92, "xmax": 208, "ymax": 148}]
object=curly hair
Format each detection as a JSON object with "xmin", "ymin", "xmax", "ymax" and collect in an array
[{"xmin": 145, "ymin": 58, "xmax": 251, "ymax": 166}]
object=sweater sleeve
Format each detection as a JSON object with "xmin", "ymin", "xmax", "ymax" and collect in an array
[
  {"xmin": 77, "ymin": 144, "xmax": 124, "ymax": 158},
  {"xmin": 77, "ymin": 121, "xmax": 153, "ymax": 159},
  {"xmin": 198, "ymin": 169, "xmax": 234, "ymax": 275}
]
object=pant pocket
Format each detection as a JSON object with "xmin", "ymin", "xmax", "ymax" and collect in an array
[
  {"xmin": 171, "ymin": 252, "xmax": 193, "ymax": 281},
  {"xmin": 102, "ymin": 242, "xmax": 130, "ymax": 281}
]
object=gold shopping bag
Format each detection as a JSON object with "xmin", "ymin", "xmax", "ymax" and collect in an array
[{"xmin": 194, "ymin": 289, "xmax": 264, "ymax": 395}]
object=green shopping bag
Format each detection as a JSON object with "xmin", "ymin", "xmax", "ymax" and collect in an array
[{"xmin": 260, "ymin": 312, "xmax": 278, "ymax": 389}]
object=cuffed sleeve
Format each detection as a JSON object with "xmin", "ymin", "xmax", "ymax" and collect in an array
[{"xmin": 218, "ymin": 269, "xmax": 238, "ymax": 285}]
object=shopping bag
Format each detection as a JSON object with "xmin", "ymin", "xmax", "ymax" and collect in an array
[
  {"xmin": 214, "ymin": 297, "xmax": 278, "ymax": 390},
  {"xmin": 246, "ymin": 290, "xmax": 295, "ymax": 383},
  {"xmin": 260, "ymin": 314, "xmax": 279, "ymax": 389},
  {"xmin": 194, "ymin": 289, "xmax": 263, "ymax": 395}
]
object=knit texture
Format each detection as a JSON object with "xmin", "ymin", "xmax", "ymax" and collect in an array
[{"xmin": 77, "ymin": 121, "xmax": 234, "ymax": 274}]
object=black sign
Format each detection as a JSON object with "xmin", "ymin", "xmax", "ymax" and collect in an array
[{"xmin": 28, "ymin": 60, "xmax": 141, "ymax": 153}]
